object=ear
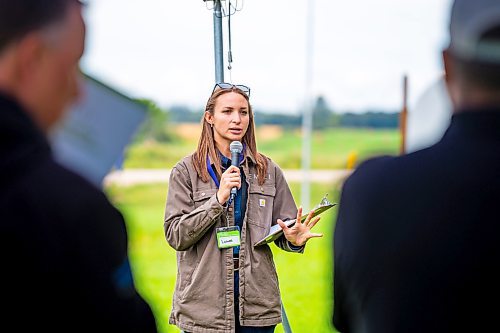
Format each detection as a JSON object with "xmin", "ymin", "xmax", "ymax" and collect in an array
[
  {"xmin": 0, "ymin": 33, "xmax": 45, "ymax": 103},
  {"xmin": 442, "ymin": 49, "xmax": 452, "ymax": 86},
  {"xmin": 204, "ymin": 111, "xmax": 213, "ymax": 125},
  {"xmin": 16, "ymin": 33, "xmax": 45, "ymax": 81},
  {"xmin": 442, "ymin": 49, "xmax": 459, "ymax": 110}
]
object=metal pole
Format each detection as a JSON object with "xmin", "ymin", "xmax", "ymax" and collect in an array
[
  {"xmin": 281, "ymin": 303, "xmax": 293, "ymax": 333},
  {"xmin": 301, "ymin": 0, "xmax": 314, "ymax": 212},
  {"xmin": 400, "ymin": 75, "xmax": 408, "ymax": 155},
  {"xmin": 213, "ymin": 0, "xmax": 224, "ymax": 83}
]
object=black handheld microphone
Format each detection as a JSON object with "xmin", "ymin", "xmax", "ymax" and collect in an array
[{"xmin": 229, "ymin": 141, "xmax": 243, "ymax": 201}]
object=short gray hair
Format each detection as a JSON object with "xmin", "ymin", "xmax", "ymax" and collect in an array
[{"xmin": 0, "ymin": 0, "xmax": 81, "ymax": 52}]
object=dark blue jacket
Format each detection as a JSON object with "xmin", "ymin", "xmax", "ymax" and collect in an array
[
  {"xmin": 0, "ymin": 93, "xmax": 157, "ymax": 332},
  {"xmin": 333, "ymin": 109, "xmax": 500, "ymax": 333}
]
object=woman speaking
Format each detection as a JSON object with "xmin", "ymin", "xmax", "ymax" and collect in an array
[{"xmin": 164, "ymin": 83, "xmax": 322, "ymax": 333}]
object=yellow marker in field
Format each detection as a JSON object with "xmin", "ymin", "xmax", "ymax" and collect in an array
[{"xmin": 346, "ymin": 151, "xmax": 358, "ymax": 170}]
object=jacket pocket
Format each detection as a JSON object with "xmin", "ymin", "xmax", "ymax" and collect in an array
[
  {"xmin": 177, "ymin": 249, "xmax": 199, "ymax": 299},
  {"xmin": 243, "ymin": 247, "xmax": 281, "ymax": 317},
  {"xmin": 248, "ymin": 185, "xmax": 276, "ymax": 228},
  {"xmin": 192, "ymin": 188, "xmax": 217, "ymax": 209}
]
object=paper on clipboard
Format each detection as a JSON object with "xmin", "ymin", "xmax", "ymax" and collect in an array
[{"xmin": 253, "ymin": 194, "xmax": 336, "ymax": 247}]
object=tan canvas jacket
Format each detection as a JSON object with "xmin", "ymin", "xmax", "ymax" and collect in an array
[{"xmin": 164, "ymin": 151, "xmax": 302, "ymax": 333}]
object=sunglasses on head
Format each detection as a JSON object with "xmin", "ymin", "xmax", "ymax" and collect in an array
[{"xmin": 212, "ymin": 82, "xmax": 251, "ymax": 97}]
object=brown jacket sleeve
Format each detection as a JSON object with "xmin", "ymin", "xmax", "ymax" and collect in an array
[
  {"xmin": 163, "ymin": 161, "xmax": 224, "ymax": 251},
  {"xmin": 269, "ymin": 160, "xmax": 305, "ymax": 253}
]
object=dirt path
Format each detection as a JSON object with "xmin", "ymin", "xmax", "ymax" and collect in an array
[{"xmin": 103, "ymin": 169, "xmax": 353, "ymax": 187}]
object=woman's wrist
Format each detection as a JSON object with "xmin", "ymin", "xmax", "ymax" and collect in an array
[
  {"xmin": 216, "ymin": 192, "xmax": 227, "ymax": 205},
  {"xmin": 288, "ymin": 240, "xmax": 304, "ymax": 250}
]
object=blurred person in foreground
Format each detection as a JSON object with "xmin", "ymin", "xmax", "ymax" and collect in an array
[
  {"xmin": 164, "ymin": 83, "xmax": 322, "ymax": 332},
  {"xmin": 332, "ymin": 0, "xmax": 500, "ymax": 332},
  {"xmin": 0, "ymin": 0, "xmax": 157, "ymax": 331}
]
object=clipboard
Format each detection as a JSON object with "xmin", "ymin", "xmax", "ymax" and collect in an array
[{"xmin": 254, "ymin": 194, "xmax": 336, "ymax": 247}]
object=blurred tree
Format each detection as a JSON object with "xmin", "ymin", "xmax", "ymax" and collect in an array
[
  {"xmin": 169, "ymin": 105, "xmax": 203, "ymax": 123},
  {"xmin": 134, "ymin": 99, "xmax": 172, "ymax": 143},
  {"xmin": 312, "ymin": 95, "xmax": 338, "ymax": 129},
  {"xmin": 339, "ymin": 111, "xmax": 399, "ymax": 128},
  {"xmin": 160, "ymin": 100, "xmax": 399, "ymax": 129}
]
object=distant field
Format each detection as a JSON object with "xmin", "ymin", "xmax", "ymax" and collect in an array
[
  {"xmin": 124, "ymin": 124, "xmax": 400, "ymax": 169},
  {"xmin": 106, "ymin": 181, "xmax": 342, "ymax": 333}
]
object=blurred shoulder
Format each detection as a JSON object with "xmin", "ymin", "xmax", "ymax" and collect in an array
[
  {"xmin": 40, "ymin": 159, "xmax": 112, "ymax": 204},
  {"xmin": 343, "ymin": 155, "xmax": 397, "ymax": 190},
  {"xmin": 13, "ymin": 157, "xmax": 125, "ymax": 228}
]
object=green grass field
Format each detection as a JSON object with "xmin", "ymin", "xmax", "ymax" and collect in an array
[
  {"xmin": 106, "ymin": 181, "xmax": 343, "ymax": 333},
  {"xmin": 124, "ymin": 126, "xmax": 399, "ymax": 170}
]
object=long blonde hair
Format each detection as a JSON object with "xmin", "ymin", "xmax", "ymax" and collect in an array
[{"xmin": 192, "ymin": 86, "xmax": 268, "ymax": 185}]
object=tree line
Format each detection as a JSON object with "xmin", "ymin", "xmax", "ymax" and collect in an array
[
  {"xmin": 168, "ymin": 96, "xmax": 400, "ymax": 129},
  {"xmin": 134, "ymin": 96, "xmax": 401, "ymax": 143}
]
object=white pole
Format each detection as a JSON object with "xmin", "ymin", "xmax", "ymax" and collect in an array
[
  {"xmin": 301, "ymin": 0, "xmax": 314, "ymax": 211},
  {"xmin": 213, "ymin": 0, "xmax": 224, "ymax": 83}
]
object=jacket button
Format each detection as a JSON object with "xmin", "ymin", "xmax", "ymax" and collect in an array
[{"xmin": 201, "ymin": 192, "xmax": 205, "ymax": 196}]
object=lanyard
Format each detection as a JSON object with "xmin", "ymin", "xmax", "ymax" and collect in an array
[
  {"xmin": 206, "ymin": 155, "xmax": 220, "ymax": 188},
  {"xmin": 207, "ymin": 155, "xmax": 234, "ymax": 223},
  {"xmin": 207, "ymin": 155, "xmax": 236, "ymax": 206},
  {"xmin": 206, "ymin": 151, "xmax": 245, "ymax": 188},
  {"xmin": 206, "ymin": 152, "xmax": 244, "ymax": 207}
]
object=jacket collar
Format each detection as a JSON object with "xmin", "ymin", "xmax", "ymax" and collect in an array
[
  {"xmin": 0, "ymin": 91, "xmax": 50, "ymax": 151},
  {"xmin": 0, "ymin": 91, "xmax": 52, "ymax": 178},
  {"xmin": 243, "ymin": 147, "xmax": 257, "ymax": 165},
  {"xmin": 444, "ymin": 108, "xmax": 500, "ymax": 142},
  {"xmin": 219, "ymin": 152, "xmax": 237, "ymax": 169}
]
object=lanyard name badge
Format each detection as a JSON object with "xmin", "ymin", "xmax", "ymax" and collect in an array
[
  {"xmin": 216, "ymin": 226, "xmax": 241, "ymax": 249},
  {"xmin": 207, "ymin": 155, "xmax": 241, "ymax": 249}
]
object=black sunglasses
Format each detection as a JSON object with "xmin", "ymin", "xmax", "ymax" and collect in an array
[{"xmin": 212, "ymin": 83, "xmax": 251, "ymax": 97}]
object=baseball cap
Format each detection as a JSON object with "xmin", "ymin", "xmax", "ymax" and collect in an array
[{"xmin": 449, "ymin": 0, "xmax": 500, "ymax": 63}]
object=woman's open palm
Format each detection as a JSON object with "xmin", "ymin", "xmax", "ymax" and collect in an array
[{"xmin": 277, "ymin": 206, "xmax": 323, "ymax": 247}]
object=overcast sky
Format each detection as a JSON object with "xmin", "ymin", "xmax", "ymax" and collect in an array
[{"xmin": 81, "ymin": 0, "xmax": 453, "ymax": 114}]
